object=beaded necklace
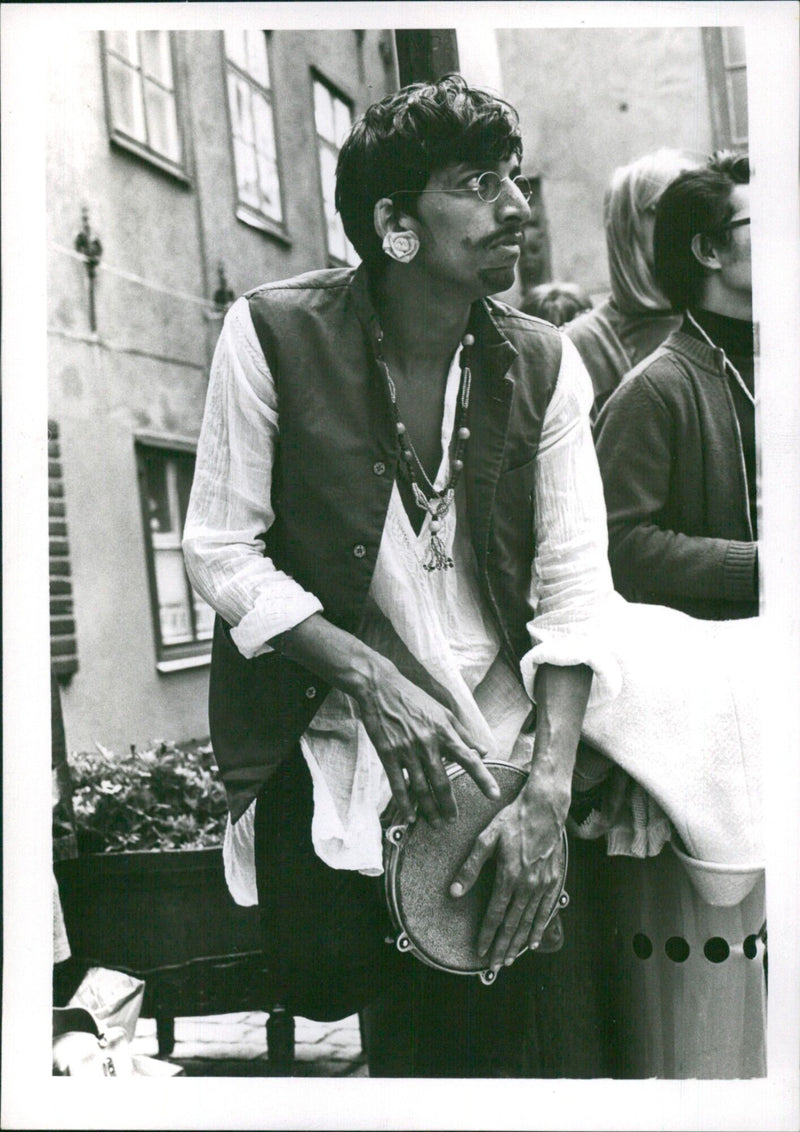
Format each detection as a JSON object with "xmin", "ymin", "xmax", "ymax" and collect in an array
[{"xmin": 372, "ymin": 322, "xmax": 474, "ymax": 572}]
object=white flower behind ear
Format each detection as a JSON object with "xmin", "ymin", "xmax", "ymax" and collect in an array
[{"xmin": 382, "ymin": 229, "xmax": 420, "ymax": 263}]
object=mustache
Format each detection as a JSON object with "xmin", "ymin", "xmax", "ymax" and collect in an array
[{"xmin": 483, "ymin": 227, "xmax": 524, "ymax": 249}]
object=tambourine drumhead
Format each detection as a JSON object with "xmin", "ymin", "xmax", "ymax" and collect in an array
[{"xmin": 383, "ymin": 761, "xmax": 568, "ymax": 982}]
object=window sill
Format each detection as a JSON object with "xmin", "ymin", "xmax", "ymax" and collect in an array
[
  {"xmin": 235, "ymin": 205, "xmax": 292, "ymax": 245},
  {"xmin": 157, "ymin": 653, "xmax": 211, "ymax": 674},
  {"xmin": 135, "ymin": 430, "xmax": 199, "ymax": 453},
  {"xmin": 110, "ymin": 133, "xmax": 191, "ymax": 186}
]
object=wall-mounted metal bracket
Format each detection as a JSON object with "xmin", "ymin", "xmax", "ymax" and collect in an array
[{"xmin": 74, "ymin": 207, "xmax": 103, "ymax": 332}]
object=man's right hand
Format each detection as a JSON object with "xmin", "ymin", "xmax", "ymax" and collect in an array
[
  {"xmin": 279, "ymin": 612, "xmax": 500, "ymax": 826},
  {"xmin": 353, "ymin": 663, "xmax": 501, "ymax": 826}
]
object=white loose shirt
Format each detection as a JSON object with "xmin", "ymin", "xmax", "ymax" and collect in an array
[{"xmin": 183, "ymin": 296, "xmax": 620, "ymax": 903}]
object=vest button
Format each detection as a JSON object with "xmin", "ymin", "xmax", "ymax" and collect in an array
[
  {"xmin": 305, "ymin": 685, "xmax": 317, "ymax": 699},
  {"xmin": 373, "ymin": 461, "xmax": 386, "ymax": 476},
  {"xmin": 353, "ymin": 543, "xmax": 367, "ymax": 559}
]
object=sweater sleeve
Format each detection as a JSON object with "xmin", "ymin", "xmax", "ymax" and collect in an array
[{"xmin": 593, "ymin": 372, "xmax": 757, "ymax": 608}]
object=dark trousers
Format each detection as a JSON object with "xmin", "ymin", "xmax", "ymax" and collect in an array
[
  {"xmin": 361, "ymin": 836, "xmax": 618, "ymax": 1077},
  {"xmin": 255, "ymin": 750, "xmax": 617, "ymax": 1076},
  {"xmin": 254, "ymin": 748, "xmax": 401, "ymax": 1022}
]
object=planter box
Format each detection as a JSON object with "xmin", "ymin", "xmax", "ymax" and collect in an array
[{"xmin": 55, "ymin": 848, "xmax": 271, "ymax": 1042}]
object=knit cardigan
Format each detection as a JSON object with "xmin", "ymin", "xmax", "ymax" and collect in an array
[{"xmin": 593, "ymin": 329, "xmax": 757, "ymax": 620}]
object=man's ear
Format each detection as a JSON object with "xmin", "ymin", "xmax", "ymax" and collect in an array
[
  {"xmin": 690, "ymin": 233, "xmax": 722, "ymax": 272},
  {"xmin": 373, "ymin": 197, "xmax": 419, "ymax": 240}
]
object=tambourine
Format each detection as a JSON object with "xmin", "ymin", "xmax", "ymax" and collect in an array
[{"xmin": 383, "ymin": 760, "xmax": 569, "ymax": 985}]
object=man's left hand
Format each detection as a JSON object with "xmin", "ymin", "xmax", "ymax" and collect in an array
[{"xmin": 450, "ymin": 662, "xmax": 592, "ymax": 971}]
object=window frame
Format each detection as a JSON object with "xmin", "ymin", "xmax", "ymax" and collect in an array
[
  {"xmin": 310, "ymin": 69, "xmax": 359, "ymax": 267},
  {"xmin": 701, "ymin": 26, "xmax": 749, "ymax": 152},
  {"xmin": 100, "ymin": 31, "xmax": 189, "ymax": 183},
  {"xmin": 221, "ymin": 29, "xmax": 289, "ymax": 240},
  {"xmin": 134, "ymin": 434, "xmax": 213, "ymax": 670},
  {"xmin": 720, "ymin": 27, "xmax": 748, "ymax": 147}
]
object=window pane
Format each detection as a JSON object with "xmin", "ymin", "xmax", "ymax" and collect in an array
[
  {"xmin": 154, "ymin": 548, "xmax": 194, "ymax": 644},
  {"xmin": 253, "ymin": 92, "xmax": 276, "ymax": 160},
  {"xmin": 107, "ymin": 31, "xmax": 138, "ymax": 63},
  {"xmin": 140, "ymin": 30, "xmax": 172, "ymax": 85},
  {"xmin": 727, "ymin": 68, "xmax": 749, "ymax": 142},
  {"xmin": 224, "ymin": 29, "xmax": 248, "ymax": 70},
  {"xmin": 233, "ymin": 138, "xmax": 260, "ymax": 207},
  {"xmin": 176, "ymin": 456, "xmax": 195, "ymax": 527},
  {"xmin": 722, "ymin": 27, "xmax": 746, "ymax": 67},
  {"xmin": 138, "ymin": 446, "xmax": 209, "ymax": 652},
  {"xmin": 230, "ymin": 75, "xmax": 254, "ymax": 143},
  {"xmin": 227, "ymin": 72, "xmax": 243, "ymax": 135},
  {"xmin": 145, "ymin": 457, "xmax": 183, "ymax": 539},
  {"xmin": 333, "ymin": 97, "xmax": 352, "ymax": 147},
  {"xmin": 227, "ymin": 67, "xmax": 282, "ymax": 221},
  {"xmin": 107, "ymin": 55, "xmax": 146, "ymax": 141},
  {"xmin": 256, "ymin": 153, "xmax": 282, "ymax": 221},
  {"xmin": 245, "ymin": 30, "xmax": 270, "ymax": 87},
  {"xmin": 144, "ymin": 80, "xmax": 181, "ymax": 161},
  {"xmin": 319, "ymin": 144, "xmax": 337, "ymax": 207},
  {"xmin": 143, "ymin": 460, "xmax": 170, "ymax": 534},
  {"xmin": 192, "ymin": 592, "xmax": 215, "ymax": 640},
  {"xmin": 314, "ymin": 82, "xmax": 335, "ymax": 142},
  {"xmin": 165, "ymin": 460, "xmax": 182, "ymax": 533},
  {"xmin": 314, "ymin": 83, "xmax": 353, "ymax": 259}
]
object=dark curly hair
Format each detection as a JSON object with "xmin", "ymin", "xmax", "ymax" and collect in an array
[
  {"xmin": 652, "ymin": 150, "xmax": 750, "ymax": 310},
  {"xmin": 335, "ymin": 73, "xmax": 523, "ymax": 272},
  {"xmin": 519, "ymin": 282, "xmax": 593, "ymax": 327}
]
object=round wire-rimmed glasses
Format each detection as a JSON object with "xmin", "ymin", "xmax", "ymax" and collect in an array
[
  {"xmin": 393, "ymin": 171, "xmax": 534, "ymax": 204},
  {"xmin": 720, "ymin": 216, "xmax": 750, "ymax": 231}
]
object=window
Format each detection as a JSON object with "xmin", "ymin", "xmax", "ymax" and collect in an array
[
  {"xmin": 313, "ymin": 76, "xmax": 358, "ymax": 265},
  {"xmin": 702, "ymin": 27, "xmax": 748, "ymax": 150},
  {"xmin": 102, "ymin": 31, "xmax": 184, "ymax": 174},
  {"xmin": 135, "ymin": 440, "xmax": 214, "ymax": 667},
  {"xmin": 224, "ymin": 30, "xmax": 284, "ymax": 230},
  {"xmin": 720, "ymin": 28, "xmax": 748, "ymax": 146}
]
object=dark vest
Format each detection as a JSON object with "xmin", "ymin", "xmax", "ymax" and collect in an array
[{"xmin": 210, "ymin": 266, "xmax": 562, "ymax": 820}]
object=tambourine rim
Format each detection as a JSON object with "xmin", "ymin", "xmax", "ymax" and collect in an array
[{"xmin": 383, "ymin": 760, "xmax": 569, "ymax": 979}]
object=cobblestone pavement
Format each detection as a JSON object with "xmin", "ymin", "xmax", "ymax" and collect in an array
[{"xmin": 132, "ymin": 1011, "xmax": 368, "ymax": 1077}]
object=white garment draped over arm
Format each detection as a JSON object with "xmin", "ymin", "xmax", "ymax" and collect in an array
[
  {"xmin": 519, "ymin": 334, "xmax": 621, "ymax": 707},
  {"xmin": 182, "ymin": 296, "xmax": 323, "ymax": 657},
  {"xmin": 517, "ymin": 338, "xmax": 763, "ymax": 886}
]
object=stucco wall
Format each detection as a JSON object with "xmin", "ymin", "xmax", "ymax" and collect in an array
[
  {"xmin": 496, "ymin": 26, "xmax": 714, "ymax": 302},
  {"xmin": 47, "ymin": 29, "xmax": 396, "ymax": 752}
]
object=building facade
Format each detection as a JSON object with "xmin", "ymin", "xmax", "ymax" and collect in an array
[
  {"xmin": 48, "ymin": 29, "xmax": 398, "ymax": 751},
  {"xmin": 493, "ymin": 24, "xmax": 747, "ymax": 305}
]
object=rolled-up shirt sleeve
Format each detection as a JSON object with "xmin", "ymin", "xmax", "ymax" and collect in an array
[
  {"xmin": 519, "ymin": 335, "xmax": 622, "ymax": 707},
  {"xmin": 182, "ymin": 296, "xmax": 323, "ymax": 658}
]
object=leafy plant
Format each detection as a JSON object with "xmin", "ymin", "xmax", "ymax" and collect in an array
[{"xmin": 68, "ymin": 741, "xmax": 228, "ymax": 852}]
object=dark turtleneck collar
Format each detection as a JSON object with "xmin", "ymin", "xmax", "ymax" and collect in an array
[{"xmin": 686, "ymin": 307, "xmax": 754, "ymax": 359}]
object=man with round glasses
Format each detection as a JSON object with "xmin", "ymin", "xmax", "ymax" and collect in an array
[
  {"xmin": 184, "ymin": 74, "xmax": 618, "ymax": 1076},
  {"xmin": 595, "ymin": 151, "xmax": 757, "ymax": 620}
]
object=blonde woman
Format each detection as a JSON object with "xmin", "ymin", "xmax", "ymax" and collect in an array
[{"xmin": 567, "ymin": 148, "xmax": 699, "ymax": 418}]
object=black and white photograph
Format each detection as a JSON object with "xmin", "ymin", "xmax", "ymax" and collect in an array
[{"xmin": 2, "ymin": 2, "xmax": 799, "ymax": 1129}]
